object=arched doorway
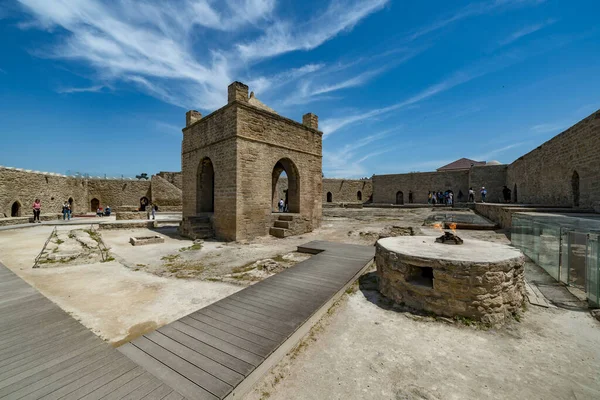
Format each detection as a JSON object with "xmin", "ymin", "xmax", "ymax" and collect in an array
[
  {"xmin": 572, "ymin": 171, "xmax": 580, "ymax": 207},
  {"xmin": 326, "ymin": 192, "xmax": 332, "ymax": 203},
  {"xmin": 140, "ymin": 196, "xmax": 149, "ymax": 211},
  {"xmin": 408, "ymin": 191, "xmax": 413, "ymax": 204},
  {"xmin": 11, "ymin": 201, "xmax": 21, "ymax": 217},
  {"xmin": 357, "ymin": 191, "xmax": 362, "ymax": 201},
  {"xmin": 90, "ymin": 198, "xmax": 100, "ymax": 212},
  {"xmin": 396, "ymin": 191, "xmax": 404, "ymax": 205},
  {"xmin": 68, "ymin": 197, "xmax": 74, "ymax": 213},
  {"xmin": 513, "ymin": 184, "xmax": 518, "ymax": 203},
  {"xmin": 272, "ymin": 158, "xmax": 300, "ymax": 213},
  {"xmin": 197, "ymin": 158, "xmax": 215, "ymax": 213}
]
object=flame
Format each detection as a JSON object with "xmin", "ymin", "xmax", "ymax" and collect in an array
[
  {"xmin": 448, "ymin": 222, "xmax": 457, "ymax": 233},
  {"xmin": 433, "ymin": 223, "xmax": 443, "ymax": 232}
]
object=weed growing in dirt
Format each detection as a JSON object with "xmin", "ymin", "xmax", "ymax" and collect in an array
[{"xmin": 179, "ymin": 243, "xmax": 203, "ymax": 252}]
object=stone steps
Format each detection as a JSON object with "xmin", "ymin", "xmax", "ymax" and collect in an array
[
  {"xmin": 274, "ymin": 220, "xmax": 290, "ymax": 229},
  {"xmin": 270, "ymin": 214, "xmax": 295, "ymax": 238},
  {"xmin": 179, "ymin": 215, "xmax": 214, "ymax": 240},
  {"xmin": 269, "ymin": 227, "xmax": 291, "ymax": 238}
]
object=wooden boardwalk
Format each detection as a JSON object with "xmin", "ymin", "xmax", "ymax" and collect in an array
[
  {"xmin": 119, "ymin": 241, "xmax": 374, "ymax": 400},
  {"xmin": 1, "ymin": 241, "xmax": 374, "ymax": 399},
  {"xmin": 0, "ymin": 263, "xmax": 181, "ymax": 400}
]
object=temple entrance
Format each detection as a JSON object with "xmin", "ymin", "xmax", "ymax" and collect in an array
[
  {"xmin": 357, "ymin": 191, "xmax": 362, "ymax": 201},
  {"xmin": 326, "ymin": 192, "xmax": 332, "ymax": 203},
  {"xmin": 396, "ymin": 191, "xmax": 404, "ymax": 205},
  {"xmin": 140, "ymin": 197, "xmax": 149, "ymax": 211},
  {"xmin": 68, "ymin": 197, "xmax": 74, "ymax": 213},
  {"xmin": 197, "ymin": 158, "xmax": 215, "ymax": 213},
  {"xmin": 408, "ymin": 191, "xmax": 413, "ymax": 204},
  {"xmin": 90, "ymin": 198, "xmax": 100, "ymax": 212},
  {"xmin": 513, "ymin": 184, "xmax": 518, "ymax": 203},
  {"xmin": 11, "ymin": 201, "xmax": 21, "ymax": 217},
  {"xmin": 272, "ymin": 158, "xmax": 300, "ymax": 213},
  {"xmin": 572, "ymin": 171, "xmax": 580, "ymax": 207}
]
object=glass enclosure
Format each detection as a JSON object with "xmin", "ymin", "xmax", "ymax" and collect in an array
[{"xmin": 511, "ymin": 212, "xmax": 600, "ymax": 306}]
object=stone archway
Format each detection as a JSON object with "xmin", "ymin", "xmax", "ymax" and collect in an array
[
  {"xmin": 408, "ymin": 191, "xmax": 413, "ymax": 204},
  {"xmin": 396, "ymin": 191, "xmax": 404, "ymax": 205},
  {"xmin": 90, "ymin": 198, "xmax": 100, "ymax": 212},
  {"xmin": 326, "ymin": 192, "xmax": 332, "ymax": 203},
  {"xmin": 11, "ymin": 201, "xmax": 21, "ymax": 217},
  {"xmin": 140, "ymin": 196, "xmax": 149, "ymax": 211},
  {"xmin": 197, "ymin": 158, "xmax": 215, "ymax": 213},
  {"xmin": 572, "ymin": 171, "xmax": 580, "ymax": 207},
  {"xmin": 272, "ymin": 158, "xmax": 300, "ymax": 213},
  {"xmin": 357, "ymin": 191, "xmax": 362, "ymax": 201}
]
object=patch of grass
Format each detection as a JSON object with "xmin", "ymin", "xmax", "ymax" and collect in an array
[
  {"xmin": 161, "ymin": 254, "xmax": 180, "ymax": 262},
  {"xmin": 179, "ymin": 243, "xmax": 203, "ymax": 252},
  {"xmin": 231, "ymin": 261, "xmax": 257, "ymax": 274},
  {"xmin": 103, "ymin": 256, "xmax": 115, "ymax": 262},
  {"xmin": 68, "ymin": 233, "xmax": 75, "ymax": 239},
  {"xmin": 84, "ymin": 229, "xmax": 102, "ymax": 244},
  {"xmin": 453, "ymin": 315, "xmax": 476, "ymax": 326},
  {"xmin": 271, "ymin": 254, "xmax": 287, "ymax": 263},
  {"xmin": 55, "ymin": 238, "xmax": 64, "ymax": 245},
  {"xmin": 136, "ymin": 263, "xmax": 146, "ymax": 267},
  {"xmin": 260, "ymin": 391, "xmax": 271, "ymax": 399}
]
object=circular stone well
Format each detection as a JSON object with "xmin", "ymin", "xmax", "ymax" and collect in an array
[{"xmin": 376, "ymin": 236, "xmax": 525, "ymax": 325}]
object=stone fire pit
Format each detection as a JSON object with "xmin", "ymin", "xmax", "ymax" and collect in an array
[
  {"xmin": 376, "ymin": 235, "xmax": 525, "ymax": 325},
  {"xmin": 129, "ymin": 235, "xmax": 165, "ymax": 246}
]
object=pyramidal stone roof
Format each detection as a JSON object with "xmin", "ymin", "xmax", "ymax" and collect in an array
[
  {"xmin": 248, "ymin": 91, "xmax": 277, "ymax": 114},
  {"xmin": 436, "ymin": 158, "xmax": 486, "ymax": 171}
]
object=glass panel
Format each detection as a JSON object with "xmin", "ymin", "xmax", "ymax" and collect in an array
[
  {"xmin": 587, "ymin": 233, "xmax": 600, "ymax": 306},
  {"xmin": 538, "ymin": 223, "xmax": 560, "ymax": 281},
  {"xmin": 560, "ymin": 228, "xmax": 570, "ymax": 284},
  {"xmin": 568, "ymin": 231, "xmax": 587, "ymax": 290}
]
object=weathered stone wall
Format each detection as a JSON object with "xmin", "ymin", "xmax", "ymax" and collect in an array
[
  {"xmin": 322, "ymin": 179, "xmax": 372, "ymax": 203},
  {"xmin": 507, "ymin": 110, "xmax": 600, "ymax": 208},
  {"xmin": 468, "ymin": 165, "xmax": 508, "ymax": 203},
  {"xmin": 0, "ymin": 167, "xmax": 177, "ymax": 220},
  {"xmin": 181, "ymin": 104, "xmax": 238, "ymax": 240},
  {"xmin": 156, "ymin": 171, "xmax": 183, "ymax": 190},
  {"xmin": 372, "ymin": 170, "xmax": 469, "ymax": 204},
  {"xmin": 0, "ymin": 167, "xmax": 87, "ymax": 217},
  {"xmin": 376, "ymin": 237, "xmax": 525, "ymax": 325},
  {"xmin": 116, "ymin": 211, "xmax": 149, "ymax": 220},
  {"xmin": 236, "ymin": 103, "xmax": 322, "ymax": 239}
]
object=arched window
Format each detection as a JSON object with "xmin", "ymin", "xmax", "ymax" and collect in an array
[
  {"xmin": 513, "ymin": 184, "xmax": 518, "ymax": 203},
  {"xmin": 396, "ymin": 191, "xmax": 404, "ymax": 205},
  {"xmin": 408, "ymin": 191, "xmax": 413, "ymax": 204},
  {"xmin": 572, "ymin": 171, "xmax": 580, "ymax": 207},
  {"xmin": 197, "ymin": 158, "xmax": 215, "ymax": 213},
  {"xmin": 272, "ymin": 158, "xmax": 300, "ymax": 213},
  {"xmin": 11, "ymin": 201, "xmax": 21, "ymax": 217},
  {"xmin": 326, "ymin": 192, "xmax": 333, "ymax": 203},
  {"xmin": 357, "ymin": 191, "xmax": 362, "ymax": 201}
]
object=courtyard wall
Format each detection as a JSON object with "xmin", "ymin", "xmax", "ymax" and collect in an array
[
  {"xmin": 506, "ymin": 110, "xmax": 600, "ymax": 208},
  {"xmin": 323, "ymin": 179, "xmax": 372, "ymax": 203},
  {"xmin": 372, "ymin": 170, "xmax": 469, "ymax": 204}
]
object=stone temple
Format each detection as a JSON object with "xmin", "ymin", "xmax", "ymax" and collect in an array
[{"xmin": 178, "ymin": 82, "xmax": 323, "ymax": 241}]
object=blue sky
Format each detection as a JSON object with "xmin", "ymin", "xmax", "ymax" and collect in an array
[{"xmin": 0, "ymin": 0, "xmax": 599, "ymax": 178}]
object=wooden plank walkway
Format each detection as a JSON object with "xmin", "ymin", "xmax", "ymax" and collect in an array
[
  {"xmin": 119, "ymin": 241, "xmax": 375, "ymax": 400},
  {"xmin": 0, "ymin": 241, "xmax": 374, "ymax": 400},
  {"xmin": 0, "ymin": 263, "xmax": 182, "ymax": 400}
]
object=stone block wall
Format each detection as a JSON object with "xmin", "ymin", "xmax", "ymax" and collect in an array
[
  {"xmin": 156, "ymin": 171, "xmax": 183, "ymax": 190},
  {"xmin": 322, "ymin": 179, "xmax": 372, "ymax": 203},
  {"xmin": 87, "ymin": 179, "xmax": 151, "ymax": 211},
  {"xmin": 150, "ymin": 175, "xmax": 182, "ymax": 206},
  {"xmin": 507, "ymin": 110, "xmax": 600, "ymax": 208},
  {"xmin": 372, "ymin": 170, "xmax": 469, "ymax": 204},
  {"xmin": 469, "ymin": 165, "xmax": 508, "ymax": 203}
]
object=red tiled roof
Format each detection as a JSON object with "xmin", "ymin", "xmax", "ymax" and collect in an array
[{"xmin": 437, "ymin": 158, "xmax": 486, "ymax": 171}]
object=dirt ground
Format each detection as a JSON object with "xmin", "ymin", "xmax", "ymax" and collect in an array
[{"xmin": 1, "ymin": 208, "xmax": 599, "ymax": 399}]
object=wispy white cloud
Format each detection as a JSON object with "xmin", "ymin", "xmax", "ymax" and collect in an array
[
  {"xmin": 498, "ymin": 19, "xmax": 556, "ymax": 46},
  {"xmin": 236, "ymin": 0, "xmax": 389, "ymax": 62},
  {"xmin": 530, "ymin": 123, "xmax": 565, "ymax": 134},
  {"xmin": 408, "ymin": 0, "xmax": 547, "ymax": 42},
  {"xmin": 153, "ymin": 121, "xmax": 182, "ymax": 136},
  {"xmin": 17, "ymin": 0, "xmax": 385, "ymax": 111},
  {"xmin": 323, "ymin": 128, "xmax": 398, "ymax": 177},
  {"xmin": 57, "ymin": 85, "xmax": 106, "ymax": 94},
  {"xmin": 470, "ymin": 141, "xmax": 530, "ymax": 161}
]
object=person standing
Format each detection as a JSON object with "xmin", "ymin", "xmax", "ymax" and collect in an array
[
  {"xmin": 32, "ymin": 198, "xmax": 41, "ymax": 223},
  {"xmin": 62, "ymin": 201, "xmax": 71, "ymax": 221},
  {"xmin": 151, "ymin": 204, "xmax": 157, "ymax": 220},
  {"xmin": 480, "ymin": 187, "xmax": 487, "ymax": 202},
  {"xmin": 278, "ymin": 199, "xmax": 284, "ymax": 212},
  {"xmin": 449, "ymin": 192, "xmax": 454, "ymax": 206},
  {"xmin": 468, "ymin": 187, "xmax": 475, "ymax": 202}
]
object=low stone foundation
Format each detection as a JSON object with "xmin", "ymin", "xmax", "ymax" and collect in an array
[
  {"xmin": 129, "ymin": 235, "xmax": 165, "ymax": 246},
  {"xmin": 376, "ymin": 236, "xmax": 525, "ymax": 325},
  {"xmin": 116, "ymin": 211, "xmax": 149, "ymax": 220}
]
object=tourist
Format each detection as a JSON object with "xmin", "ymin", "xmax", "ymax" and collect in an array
[
  {"xmin": 502, "ymin": 186, "xmax": 511, "ymax": 203},
  {"xmin": 96, "ymin": 207, "xmax": 103, "ymax": 217},
  {"xmin": 449, "ymin": 192, "xmax": 454, "ymax": 206},
  {"xmin": 480, "ymin": 187, "xmax": 487, "ymax": 202},
  {"xmin": 468, "ymin": 187, "xmax": 475, "ymax": 202},
  {"xmin": 151, "ymin": 204, "xmax": 157, "ymax": 220},
  {"xmin": 62, "ymin": 201, "xmax": 71, "ymax": 221},
  {"xmin": 104, "ymin": 206, "xmax": 111, "ymax": 216},
  {"xmin": 457, "ymin": 190, "xmax": 464, "ymax": 202},
  {"xmin": 32, "ymin": 198, "xmax": 41, "ymax": 223},
  {"xmin": 278, "ymin": 198, "xmax": 284, "ymax": 212},
  {"xmin": 427, "ymin": 192, "xmax": 432, "ymax": 204}
]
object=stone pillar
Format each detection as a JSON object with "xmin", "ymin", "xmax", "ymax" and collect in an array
[
  {"xmin": 302, "ymin": 113, "xmax": 319, "ymax": 129},
  {"xmin": 185, "ymin": 110, "xmax": 202, "ymax": 127},
  {"xmin": 228, "ymin": 81, "xmax": 249, "ymax": 104}
]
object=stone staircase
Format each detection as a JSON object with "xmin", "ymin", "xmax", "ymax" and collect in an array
[
  {"xmin": 178, "ymin": 215, "xmax": 214, "ymax": 239},
  {"xmin": 269, "ymin": 214, "xmax": 294, "ymax": 238}
]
